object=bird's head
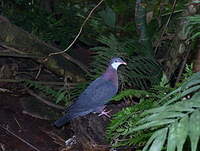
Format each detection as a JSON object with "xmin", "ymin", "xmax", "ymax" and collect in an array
[{"xmin": 109, "ymin": 57, "xmax": 127, "ymax": 70}]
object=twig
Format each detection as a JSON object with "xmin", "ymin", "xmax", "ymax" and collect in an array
[
  {"xmin": 0, "ymin": 125, "xmax": 41, "ymax": 151},
  {"xmin": 22, "ymin": 110, "xmax": 49, "ymax": 120},
  {"xmin": 175, "ymin": 48, "xmax": 191, "ymax": 84},
  {"xmin": 0, "ymin": 88, "xmax": 11, "ymax": 93},
  {"xmin": 35, "ymin": 65, "xmax": 42, "ymax": 80},
  {"xmin": 26, "ymin": 88, "xmax": 65, "ymax": 110},
  {"xmin": 0, "ymin": 143, "xmax": 6, "ymax": 151},
  {"xmin": 42, "ymin": 130, "xmax": 65, "ymax": 146},
  {"xmin": 154, "ymin": 0, "xmax": 177, "ymax": 55},
  {"xmin": 1, "ymin": 42, "xmax": 89, "ymax": 74},
  {"xmin": 14, "ymin": 116, "xmax": 22, "ymax": 129},
  {"xmin": 0, "ymin": 52, "xmax": 41, "ymax": 58},
  {"xmin": 1, "ymin": 44, "xmax": 27, "ymax": 54},
  {"xmin": 46, "ymin": 0, "xmax": 104, "ymax": 58},
  {"xmin": 36, "ymin": 41, "xmax": 89, "ymax": 73},
  {"xmin": 0, "ymin": 79, "xmax": 76, "ymax": 86}
]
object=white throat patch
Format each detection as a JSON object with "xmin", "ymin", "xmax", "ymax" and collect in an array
[{"xmin": 111, "ymin": 62, "xmax": 121, "ymax": 70}]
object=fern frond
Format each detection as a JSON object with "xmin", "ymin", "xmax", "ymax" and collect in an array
[
  {"xmin": 111, "ymin": 89, "xmax": 149, "ymax": 101},
  {"xmin": 23, "ymin": 80, "xmax": 64, "ymax": 101},
  {"xmin": 106, "ymin": 99, "xmax": 158, "ymax": 147},
  {"xmin": 90, "ymin": 34, "xmax": 162, "ymax": 89},
  {"xmin": 184, "ymin": 15, "xmax": 200, "ymax": 41},
  {"xmin": 23, "ymin": 80, "xmax": 87, "ymax": 105}
]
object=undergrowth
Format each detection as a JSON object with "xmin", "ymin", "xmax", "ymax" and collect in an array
[
  {"xmin": 106, "ymin": 64, "xmax": 200, "ymax": 151},
  {"xmin": 107, "ymin": 83, "xmax": 173, "ymax": 148}
]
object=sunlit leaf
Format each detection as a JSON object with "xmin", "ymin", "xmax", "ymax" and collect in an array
[
  {"xmin": 167, "ymin": 122, "xmax": 177, "ymax": 151},
  {"xmin": 189, "ymin": 111, "xmax": 200, "ymax": 151},
  {"xmin": 133, "ymin": 119, "xmax": 175, "ymax": 131},
  {"xmin": 140, "ymin": 111, "xmax": 185, "ymax": 123},
  {"xmin": 148, "ymin": 128, "xmax": 168, "ymax": 151},
  {"xmin": 176, "ymin": 115, "xmax": 188, "ymax": 151}
]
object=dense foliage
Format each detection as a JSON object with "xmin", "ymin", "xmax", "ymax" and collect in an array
[{"xmin": 1, "ymin": 0, "xmax": 200, "ymax": 151}]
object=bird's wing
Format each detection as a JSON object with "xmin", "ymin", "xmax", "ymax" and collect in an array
[
  {"xmin": 54, "ymin": 77, "xmax": 117, "ymax": 127},
  {"xmin": 68, "ymin": 77, "xmax": 118, "ymax": 113}
]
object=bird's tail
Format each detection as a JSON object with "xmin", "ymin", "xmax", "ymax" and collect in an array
[
  {"xmin": 54, "ymin": 114, "xmax": 72, "ymax": 127},
  {"xmin": 54, "ymin": 111, "xmax": 90, "ymax": 127}
]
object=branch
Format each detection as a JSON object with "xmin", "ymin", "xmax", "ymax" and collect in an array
[
  {"xmin": 154, "ymin": 0, "xmax": 177, "ymax": 54},
  {"xmin": 0, "ymin": 125, "xmax": 41, "ymax": 151},
  {"xmin": 0, "ymin": 79, "xmax": 74, "ymax": 86},
  {"xmin": 0, "ymin": 52, "xmax": 41, "ymax": 59},
  {"xmin": 45, "ymin": 0, "xmax": 104, "ymax": 58},
  {"xmin": 1, "ymin": 42, "xmax": 89, "ymax": 74}
]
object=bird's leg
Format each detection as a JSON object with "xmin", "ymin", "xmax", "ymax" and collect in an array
[
  {"xmin": 98, "ymin": 109, "xmax": 111, "ymax": 118},
  {"xmin": 95, "ymin": 106, "xmax": 112, "ymax": 118}
]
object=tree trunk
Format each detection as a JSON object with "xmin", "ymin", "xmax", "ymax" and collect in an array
[
  {"xmin": 69, "ymin": 103, "xmax": 128, "ymax": 151},
  {"xmin": 71, "ymin": 114, "xmax": 110, "ymax": 151},
  {"xmin": 193, "ymin": 39, "xmax": 200, "ymax": 72},
  {"xmin": 163, "ymin": 1, "xmax": 199, "ymax": 81}
]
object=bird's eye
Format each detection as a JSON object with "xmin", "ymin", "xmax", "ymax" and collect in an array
[{"xmin": 115, "ymin": 60, "xmax": 118, "ymax": 62}]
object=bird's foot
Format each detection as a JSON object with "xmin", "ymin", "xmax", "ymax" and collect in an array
[{"xmin": 98, "ymin": 109, "xmax": 112, "ymax": 118}]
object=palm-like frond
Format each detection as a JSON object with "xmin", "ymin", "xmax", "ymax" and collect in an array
[
  {"xmin": 90, "ymin": 34, "xmax": 162, "ymax": 89},
  {"xmin": 127, "ymin": 72, "xmax": 200, "ymax": 151},
  {"xmin": 107, "ymin": 72, "xmax": 200, "ymax": 150}
]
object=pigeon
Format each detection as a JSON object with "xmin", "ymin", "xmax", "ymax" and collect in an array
[{"xmin": 54, "ymin": 57, "xmax": 126, "ymax": 127}]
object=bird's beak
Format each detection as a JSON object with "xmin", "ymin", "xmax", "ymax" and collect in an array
[{"xmin": 121, "ymin": 61, "xmax": 127, "ymax": 65}]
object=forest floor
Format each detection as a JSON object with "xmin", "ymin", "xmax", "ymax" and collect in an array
[
  {"xmin": 0, "ymin": 91, "xmax": 79, "ymax": 151},
  {"xmin": 0, "ymin": 93, "xmax": 62, "ymax": 151},
  {"xmin": 0, "ymin": 56, "xmax": 77, "ymax": 151}
]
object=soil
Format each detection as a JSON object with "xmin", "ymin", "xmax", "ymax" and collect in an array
[{"xmin": 0, "ymin": 93, "xmax": 68, "ymax": 151}]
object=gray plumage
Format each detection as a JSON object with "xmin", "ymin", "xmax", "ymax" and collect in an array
[{"xmin": 54, "ymin": 57, "xmax": 126, "ymax": 127}]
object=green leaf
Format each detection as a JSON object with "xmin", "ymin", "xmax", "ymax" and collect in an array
[
  {"xmin": 168, "ymin": 101, "xmax": 194, "ymax": 112},
  {"xmin": 148, "ymin": 128, "xmax": 168, "ymax": 151},
  {"xmin": 176, "ymin": 115, "xmax": 188, "ymax": 151},
  {"xmin": 181, "ymin": 73, "xmax": 200, "ymax": 89},
  {"xmin": 140, "ymin": 111, "xmax": 185, "ymax": 123},
  {"xmin": 189, "ymin": 110, "xmax": 200, "ymax": 151},
  {"xmin": 56, "ymin": 91, "xmax": 67, "ymax": 104},
  {"xmin": 99, "ymin": 7, "xmax": 116, "ymax": 28},
  {"xmin": 191, "ymin": 92, "xmax": 200, "ymax": 102},
  {"xmin": 165, "ymin": 95, "xmax": 182, "ymax": 105},
  {"xmin": 181, "ymin": 85, "xmax": 200, "ymax": 97},
  {"xmin": 190, "ymin": 32, "xmax": 200, "ymax": 40},
  {"xmin": 142, "ymin": 128, "xmax": 161, "ymax": 151},
  {"xmin": 144, "ymin": 106, "xmax": 167, "ymax": 115},
  {"xmin": 167, "ymin": 122, "xmax": 177, "ymax": 151},
  {"xmin": 133, "ymin": 119, "xmax": 175, "ymax": 132},
  {"xmin": 192, "ymin": 1, "xmax": 200, "ymax": 3},
  {"xmin": 160, "ymin": 87, "xmax": 181, "ymax": 102},
  {"xmin": 165, "ymin": 85, "xmax": 200, "ymax": 105},
  {"xmin": 142, "ymin": 128, "xmax": 168, "ymax": 151}
]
